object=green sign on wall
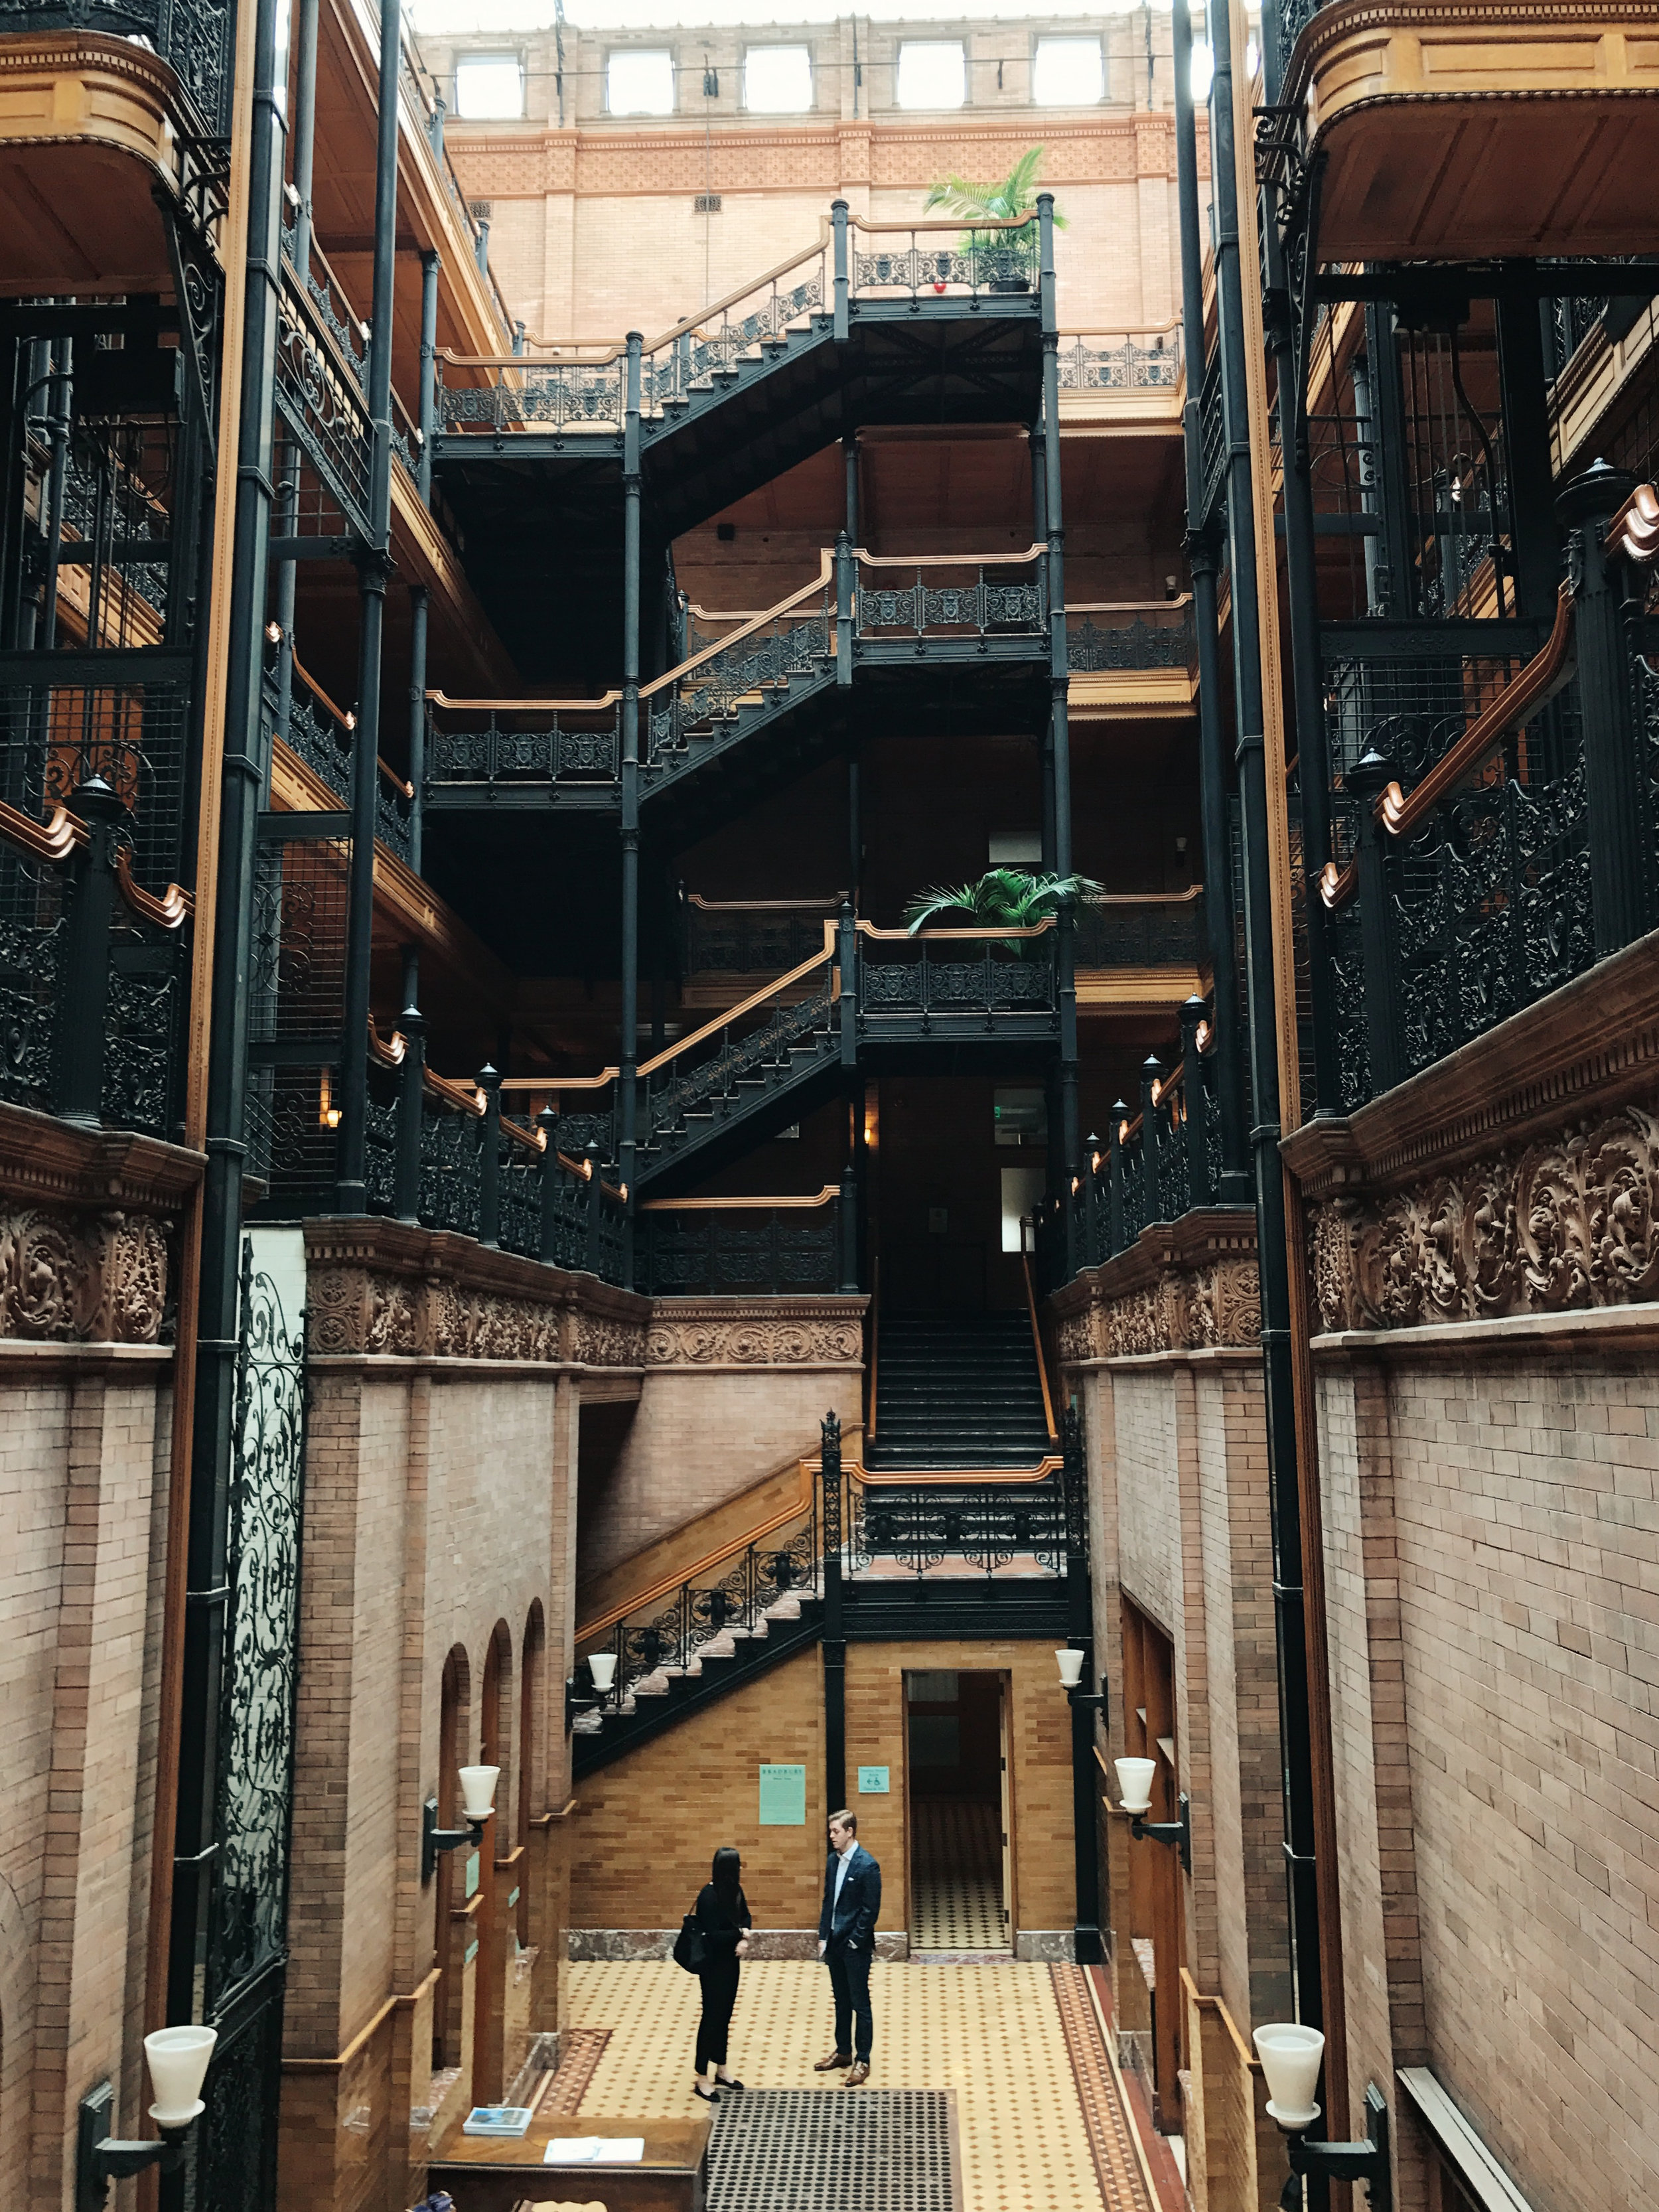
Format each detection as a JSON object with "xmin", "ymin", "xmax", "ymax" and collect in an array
[
  {"xmin": 857, "ymin": 1766, "xmax": 890, "ymax": 1795},
  {"xmin": 758, "ymin": 1763, "xmax": 807, "ymax": 1824}
]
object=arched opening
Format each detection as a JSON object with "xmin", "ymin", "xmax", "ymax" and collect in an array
[
  {"xmin": 433, "ymin": 1643, "xmax": 471, "ymax": 2073},
  {"xmin": 519, "ymin": 1599, "xmax": 546, "ymax": 1950},
  {"xmin": 472, "ymin": 1619, "xmax": 514, "ymax": 2103}
]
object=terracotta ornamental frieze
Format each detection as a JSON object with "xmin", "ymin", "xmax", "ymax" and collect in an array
[
  {"xmin": 1284, "ymin": 931, "xmax": 1659, "ymax": 1337},
  {"xmin": 1048, "ymin": 1211, "xmax": 1261, "ymax": 1363},
  {"xmin": 643, "ymin": 1299, "xmax": 865, "ymax": 1368},
  {"xmin": 0, "ymin": 1104, "xmax": 202, "ymax": 1345}
]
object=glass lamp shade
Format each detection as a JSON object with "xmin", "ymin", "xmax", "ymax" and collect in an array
[
  {"xmin": 1253, "ymin": 2023, "xmax": 1325, "ymax": 2128},
  {"xmin": 587, "ymin": 1651, "xmax": 618, "ymax": 1692},
  {"xmin": 458, "ymin": 1764, "xmax": 500, "ymax": 1821},
  {"xmin": 144, "ymin": 2026, "xmax": 217, "ymax": 2127},
  {"xmin": 1054, "ymin": 1648, "xmax": 1086, "ymax": 1690},
  {"xmin": 1114, "ymin": 1756, "xmax": 1157, "ymax": 1815}
]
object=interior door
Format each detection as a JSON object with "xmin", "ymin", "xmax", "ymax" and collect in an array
[{"xmin": 998, "ymin": 1673, "xmax": 1014, "ymax": 1942}]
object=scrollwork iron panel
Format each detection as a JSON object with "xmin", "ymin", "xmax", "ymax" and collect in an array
[{"xmin": 849, "ymin": 1480, "xmax": 1066, "ymax": 1577}]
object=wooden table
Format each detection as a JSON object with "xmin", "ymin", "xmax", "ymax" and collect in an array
[{"xmin": 427, "ymin": 2112, "xmax": 712, "ymax": 2212}]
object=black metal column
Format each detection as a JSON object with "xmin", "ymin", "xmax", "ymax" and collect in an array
[
  {"xmin": 821, "ymin": 1412, "xmax": 847, "ymax": 1812},
  {"xmin": 1039, "ymin": 194, "xmax": 1080, "ymax": 1276},
  {"xmin": 417, "ymin": 248, "xmax": 439, "ymax": 506},
  {"xmin": 289, "ymin": 0, "xmax": 319, "ymax": 281},
  {"xmin": 1497, "ymin": 288, "xmax": 1561, "ymax": 622},
  {"xmin": 169, "ymin": 0, "xmax": 288, "ymax": 2192},
  {"xmin": 1207, "ymin": 0, "xmax": 1326, "ymax": 2070},
  {"xmin": 618, "ymin": 332, "xmax": 642, "ymax": 1274},
  {"xmin": 1173, "ymin": 0, "xmax": 1250, "ymax": 1202},
  {"xmin": 1063, "ymin": 1407, "xmax": 1103, "ymax": 1963},
  {"xmin": 336, "ymin": 0, "xmax": 401, "ymax": 1211}
]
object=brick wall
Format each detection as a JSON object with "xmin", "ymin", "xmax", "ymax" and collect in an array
[
  {"xmin": 1316, "ymin": 1331, "xmax": 1659, "ymax": 2212},
  {"xmin": 568, "ymin": 1636, "xmax": 1075, "ymax": 1939},
  {"xmin": 1114, "ymin": 1365, "xmax": 1180, "ymax": 1631}
]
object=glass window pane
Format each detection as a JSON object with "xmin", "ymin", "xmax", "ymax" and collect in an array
[
  {"xmin": 454, "ymin": 54, "xmax": 524, "ymax": 119},
  {"xmin": 1033, "ymin": 35, "xmax": 1104, "ymax": 106},
  {"xmin": 607, "ymin": 49, "xmax": 676, "ymax": 116},
  {"xmin": 744, "ymin": 45, "xmax": 813, "ymax": 112},
  {"xmin": 896, "ymin": 40, "xmax": 966, "ymax": 111}
]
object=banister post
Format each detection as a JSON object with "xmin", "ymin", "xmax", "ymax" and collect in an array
[
  {"xmin": 584, "ymin": 1142, "xmax": 603, "ymax": 1274},
  {"xmin": 427, "ymin": 88, "xmax": 445, "ymax": 161},
  {"xmin": 1139, "ymin": 1055, "xmax": 1162, "ymax": 1224},
  {"xmin": 1108, "ymin": 1100, "xmax": 1127, "ymax": 1257},
  {"xmin": 831, "ymin": 198, "xmax": 849, "ymax": 342},
  {"xmin": 1349, "ymin": 749, "xmax": 1406, "ymax": 1096},
  {"xmin": 536, "ymin": 1106, "xmax": 561, "ymax": 1262},
  {"xmin": 835, "ymin": 532, "xmax": 853, "ymax": 686},
  {"xmin": 1180, "ymin": 995, "xmax": 1212, "ymax": 1209},
  {"xmin": 820, "ymin": 1410, "xmax": 846, "ymax": 1810},
  {"xmin": 1062, "ymin": 1402, "xmax": 1103, "ymax": 1962},
  {"xmin": 417, "ymin": 249, "xmax": 439, "ymax": 504},
  {"xmin": 838, "ymin": 899, "xmax": 857, "ymax": 1065},
  {"xmin": 55, "ymin": 776, "xmax": 123, "ymax": 1128},
  {"xmin": 1560, "ymin": 460, "xmax": 1656, "ymax": 955},
  {"xmin": 1083, "ymin": 1135, "xmax": 1102, "ymax": 1268},
  {"xmin": 476, "ymin": 1062, "xmax": 500, "ymax": 1248},
  {"xmin": 394, "ymin": 995, "xmax": 426, "ymax": 1223}
]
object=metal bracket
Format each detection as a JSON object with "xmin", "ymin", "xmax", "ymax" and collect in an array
[
  {"xmin": 1288, "ymin": 2084, "xmax": 1392, "ymax": 2212},
  {"xmin": 421, "ymin": 1797, "xmax": 482, "ymax": 1885},
  {"xmin": 1131, "ymin": 1791, "xmax": 1192, "ymax": 1874},
  {"xmin": 77, "ymin": 2082, "xmax": 188, "ymax": 2212}
]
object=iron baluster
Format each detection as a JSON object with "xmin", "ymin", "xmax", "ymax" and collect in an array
[
  {"xmin": 1181, "ymin": 998, "xmax": 1212, "ymax": 1209},
  {"xmin": 394, "ymin": 999, "xmax": 425, "ymax": 1222},
  {"xmin": 1138, "ymin": 1056, "xmax": 1161, "ymax": 1222},
  {"xmin": 1108, "ymin": 1102, "xmax": 1127, "ymax": 1256},
  {"xmin": 1350, "ymin": 750, "xmax": 1407, "ymax": 1096}
]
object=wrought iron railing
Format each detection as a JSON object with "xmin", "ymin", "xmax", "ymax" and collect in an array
[
  {"xmin": 1074, "ymin": 889, "xmax": 1206, "ymax": 970},
  {"xmin": 855, "ymin": 555, "xmax": 1045, "ymax": 640},
  {"xmin": 849, "ymin": 1473, "xmax": 1068, "ymax": 1576},
  {"xmin": 20, "ymin": 0, "xmax": 234, "ymax": 128},
  {"xmin": 857, "ymin": 919, "xmax": 1058, "ymax": 1025},
  {"xmin": 268, "ymin": 672, "xmax": 415, "ymax": 861},
  {"xmin": 1056, "ymin": 326, "xmax": 1183, "ymax": 394},
  {"xmin": 1067, "ymin": 599, "xmax": 1195, "ymax": 673},
  {"xmin": 1066, "ymin": 1013, "xmax": 1222, "ymax": 1271},
  {"xmin": 274, "ymin": 264, "xmax": 374, "ymax": 542},
  {"xmin": 637, "ymin": 1188, "xmax": 845, "ymax": 1296},
  {"xmin": 435, "ymin": 204, "xmax": 1045, "ymax": 438},
  {"xmin": 682, "ymin": 892, "xmax": 845, "ymax": 976}
]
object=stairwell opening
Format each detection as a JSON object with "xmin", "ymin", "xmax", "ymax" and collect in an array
[{"xmin": 904, "ymin": 1668, "xmax": 1012, "ymax": 1954}]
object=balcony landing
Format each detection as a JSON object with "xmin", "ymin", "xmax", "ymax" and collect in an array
[{"xmin": 1287, "ymin": 0, "xmax": 1659, "ymax": 259}]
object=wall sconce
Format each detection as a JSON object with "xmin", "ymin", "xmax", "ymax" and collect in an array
[
  {"xmin": 565, "ymin": 1649, "xmax": 618, "ymax": 1732},
  {"xmin": 1054, "ymin": 1648, "xmax": 1108, "ymax": 1712},
  {"xmin": 1114, "ymin": 1756, "xmax": 1190, "ymax": 1872},
  {"xmin": 421, "ymin": 1763, "xmax": 499, "ymax": 1885},
  {"xmin": 77, "ymin": 2026, "xmax": 217, "ymax": 2210},
  {"xmin": 1253, "ymin": 2027, "xmax": 1392, "ymax": 2212}
]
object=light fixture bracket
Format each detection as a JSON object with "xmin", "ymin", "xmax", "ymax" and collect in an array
[
  {"xmin": 76, "ymin": 2083, "xmax": 188, "ymax": 2212},
  {"xmin": 1284, "ymin": 2084, "xmax": 1392, "ymax": 2212},
  {"xmin": 421, "ymin": 1797, "xmax": 483, "ymax": 1885},
  {"xmin": 1131, "ymin": 1790, "xmax": 1192, "ymax": 1874}
]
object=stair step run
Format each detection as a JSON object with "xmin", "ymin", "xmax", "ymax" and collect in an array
[{"xmin": 872, "ymin": 1310, "xmax": 1050, "ymax": 1467}]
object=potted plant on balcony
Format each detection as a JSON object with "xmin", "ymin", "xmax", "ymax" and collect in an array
[
  {"xmin": 903, "ymin": 865, "xmax": 1103, "ymax": 958},
  {"xmin": 923, "ymin": 148, "xmax": 1065, "ymax": 291}
]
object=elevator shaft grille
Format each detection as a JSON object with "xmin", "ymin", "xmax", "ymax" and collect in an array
[{"xmin": 708, "ymin": 2089, "xmax": 957, "ymax": 2212}]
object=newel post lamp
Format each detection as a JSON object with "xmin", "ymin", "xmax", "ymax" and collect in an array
[
  {"xmin": 422, "ymin": 1762, "xmax": 500, "ymax": 1884},
  {"xmin": 1114, "ymin": 1755, "xmax": 1191, "ymax": 1873},
  {"xmin": 1253, "ymin": 2026, "xmax": 1392, "ymax": 2212},
  {"xmin": 77, "ymin": 2026, "xmax": 217, "ymax": 2209},
  {"xmin": 565, "ymin": 1648, "xmax": 618, "ymax": 1732}
]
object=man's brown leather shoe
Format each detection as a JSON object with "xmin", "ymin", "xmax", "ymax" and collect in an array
[
  {"xmin": 844, "ymin": 2061, "xmax": 871, "ymax": 2087},
  {"xmin": 814, "ymin": 2050, "xmax": 853, "ymax": 2071}
]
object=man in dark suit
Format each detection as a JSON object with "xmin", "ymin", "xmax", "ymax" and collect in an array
[{"xmin": 816, "ymin": 1809, "xmax": 881, "ymax": 2086}]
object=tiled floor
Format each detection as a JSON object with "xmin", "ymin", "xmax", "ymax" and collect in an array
[
  {"xmin": 565, "ymin": 1957, "xmax": 1151, "ymax": 2212},
  {"xmin": 909, "ymin": 1797, "xmax": 1007, "ymax": 1952}
]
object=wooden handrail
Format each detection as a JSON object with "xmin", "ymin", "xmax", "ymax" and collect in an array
[
  {"xmin": 685, "ymin": 891, "xmax": 845, "ymax": 913},
  {"xmin": 1082, "ymin": 887, "xmax": 1203, "ymax": 907},
  {"xmin": 0, "ymin": 797, "xmax": 87, "ymax": 865},
  {"xmin": 290, "ymin": 650, "xmax": 412, "ymax": 796},
  {"xmin": 113, "ymin": 848, "xmax": 193, "ymax": 929},
  {"xmin": 858, "ymin": 917, "xmax": 1057, "ymax": 941},
  {"xmin": 575, "ymin": 1464, "xmax": 816, "ymax": 1644},
  {"xmin": 366, "ymin": 1012, "xmax": 406, "ymax": 1067},
  {"xmin": 501, "ymin": 1113, "xmax": 545, "ymax": 1154},
  {"xmin": 1069, "ymin": 594, "xmax": 1194, "ymax": 614},
  {"xmin": 828, "ymin": 1454, "xmax": 1065, "ymax": 1489},
  {"xmin": 426, "ymin": 684, "xmax": 620, "ymax": 716},
  {"xmin": 423, "ymin": 1065, "xmax": 484, "ymax": 1116},
  {"xmin": 638, "ymin": 1185, "xmax": 839, "ymax": 1213},
  {"xmin": 1021, "ymin": 1244, "xmax": 1059, "ymax": 1444},
  {"xmin": 640, "ymin": 553, "xmax": 834, "ymax": 701},
  {"xmin": 636, "ymin": 940, "xmax": 835, "ymax": 1080},
  {"xmin": 499, "ymin": 1071, "xmax": 618, "ymax": 1094},
  {"xmin": 1319, "ymin": 584, "xmax": 1576, "ymax": 913}
]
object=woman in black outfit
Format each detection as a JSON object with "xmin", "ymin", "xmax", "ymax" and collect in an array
[{"xmin": 693, "ymin": 1846, "xmax": 752, "ymax": 2104}]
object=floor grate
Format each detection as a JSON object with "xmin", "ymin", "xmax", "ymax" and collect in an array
[{"xmin": 709, "ymin": 2089, "xmax": 958, "ymax": 2212}]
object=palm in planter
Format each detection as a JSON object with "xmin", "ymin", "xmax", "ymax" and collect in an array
[
  {"xmin": 903, "ymin": 866, "xmax": 1104, "ymax": 958},
  {"xmin": 923, "ymin": 148, "xmax": 1066, "ymax": 289}
]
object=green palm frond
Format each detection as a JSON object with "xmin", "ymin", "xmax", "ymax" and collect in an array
[
  {"xmin": 902, "ymin": 867, "xmax": 1105, "ymax": 951},
  {"xmin": 922, "ymin": 148, "xmax": 1066, "ymax": 262}
]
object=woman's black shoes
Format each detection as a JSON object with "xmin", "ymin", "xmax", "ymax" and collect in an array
[
  {"xmin": 716, "ymin": 2076, "xmax": 745, "ymax": 2093},
  {"xmin": 693, "ymin": 2084, "xmax": 721, "ymax": 2104}
]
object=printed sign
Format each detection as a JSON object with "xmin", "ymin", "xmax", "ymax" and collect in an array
[
  {"xmin": 857, "ymin": 1766, "xmax": 891, "ymax": 1794},
  {"xmin": 758, "ymin": 1763, "xmax": 807, "ymax": 1824}
]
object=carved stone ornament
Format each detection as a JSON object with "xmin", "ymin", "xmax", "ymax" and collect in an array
[
  {"xmin": 1309, "ymin": 1104, "xmax": 1659, "ymax": 1333},
  {"xmin": 1046, "ymin": 1210, "xmax": 1262, "ymax": 1363},
  {"xmin": 0, "ymin": 1206, "xmax": 171, "ymax": 1343},
  {"xmin": 644, "ymin": 1300, "xmax": 865, "ymax": 1368}
]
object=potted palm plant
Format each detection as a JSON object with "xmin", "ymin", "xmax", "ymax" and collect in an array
[
  {"xmin": 903, "ymin": 865, "xmax": 1103, "ymax": 958},
  {"xmin": 923, "ymin": 148, "xmax": 1066, "ymax": 291}
]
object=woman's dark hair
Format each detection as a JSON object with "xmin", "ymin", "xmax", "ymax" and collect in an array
[{"xmin": 711, "ymin": 1846, "xmax": 743, "ymax": 1909}]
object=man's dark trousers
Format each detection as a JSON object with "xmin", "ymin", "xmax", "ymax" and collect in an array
[{"xmin": 826, "ymin": 1937, "xmax": 873, "ymax": 2061}]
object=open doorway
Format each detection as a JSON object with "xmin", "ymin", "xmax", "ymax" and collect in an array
[{"xmin": 905, "ymin": 1668, "xmax": 1012, "ymax": 1953}]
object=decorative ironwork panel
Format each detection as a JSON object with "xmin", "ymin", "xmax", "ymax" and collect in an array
[
  {"xmin": 1068, "ymin": 608, "xmax": 1194, "ymax": 672},
  {"xmin": 419, "ymin": 1100, "xmax": 482, "ymax": 1238},
  {"xmin": 274, "ymin": 277, "xmax": 372, "ymax": 541},
  {"xmin": 850, "ymin": 1479, "xmax": 1066, "ymax": 1577},
  {"xmin": 1074, "ymin": 896, "xmax": 1204, "ymax": 968},
  {"xmin": 498, "ymin": 1145, "xmax": 543, "ymax": 1258},
  {"xmin": 642, "ymin": 1207, "xmax": 839, "ymax": 1295},
  {"xmin": 102, "ymin": 930, "xmax": 184, "ymax": 1139},
  {"xmin": 1057, "ymin": 333, "xmax": 1182, "ymax": 392},
  {"xmin": 278, "ymin": 688, "xmax": 353, "ymax": 800},
  {"xmin": 0, "ymin": 887, "xmax": 62, "ymax": 1115},
  {"xmin": 441, "ymin": 360, "xmax": 624, "ymax": 432},
  {"xmin": 644, "ymin": 976, "xmax": 834, "ymax": 1140},
  {"xmin": 205, "ymin": 1242, "xmax": 307, "ymax": 2018},
  {"xmin": 194, "ymin": 1970, "xmax": 284, "ymax": 2212}
]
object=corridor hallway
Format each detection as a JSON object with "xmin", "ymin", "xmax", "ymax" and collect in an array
[{"xmin": 563, "ymin": 1958, "xmax": 1159, "ymax": 2212}]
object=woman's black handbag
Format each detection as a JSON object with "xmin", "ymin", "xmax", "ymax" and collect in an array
[{"xmin": 672, "ymin": 1913, "xmax": 707, "ymax": 1974}]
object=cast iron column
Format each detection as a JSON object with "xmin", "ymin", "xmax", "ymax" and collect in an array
[
  {"xmin": 1063, "ymin": 1407, "xmax": 1103, "ymax": 1962},
  {"xmin": 821, "ymin": 1411, "xmax": 847, "ymax": 1812},
  {"xmin": 417, "ymin": 248, "xmax": 439, "ymax": 504},
  {"xmin": 618, "ymin": 332, "xmax": 642, "ymax": 1272},
  {"xmin": 1039, "ymin": 195, "xmax": 1080, "ymax": 1276},
  {"xmin": 1173, "ymin": 0, "xmax": 1250, "ymax": 1200},
  {"xmin": 1208, "ymin": 0, "xmax": 1325, "ymax": 2065},
  {"xmin": 336, "ymin": 0, "xmax": 400, "ymax": 1211}
]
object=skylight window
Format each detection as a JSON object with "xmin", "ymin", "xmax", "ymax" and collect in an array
[
  {"xmin": 896, "ymin": 40, "xmax": 966, "ymax": 111},
  {"xmin": 607, "ymin": 48, "xmax": 676, "ymax": 115},
  {"xmin": 744, "ymin": 45, "xmax": 813, "ymax": 112},
  {"xmin": 1032, "ymin": 35, "xmax": 1104, "ymax": 107},
  {"xmin": 454, "ymin": 53, "xmax": 524, "ymax": 119}
]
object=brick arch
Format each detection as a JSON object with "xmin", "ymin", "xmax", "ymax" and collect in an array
[{"xmin": 433, "ymin": 1643, "xmax": 472, "ymax": 2072}]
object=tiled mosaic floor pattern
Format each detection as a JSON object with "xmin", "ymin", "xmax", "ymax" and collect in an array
[
  {"xmin": 566, "ymin": 1957, "xmax": 1137, "ymax": 2211},
  {"xmin": 910, "ymin": 1797, "xmax": 1007, "ymax": 1953},
  {"xmin": 1050, "ymin": 1968, "xmax": 1154, "ymax": 2212},
  {"xmin": 543, "ymin": 2028, "xmax": 612, "ymax": 2113}
]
